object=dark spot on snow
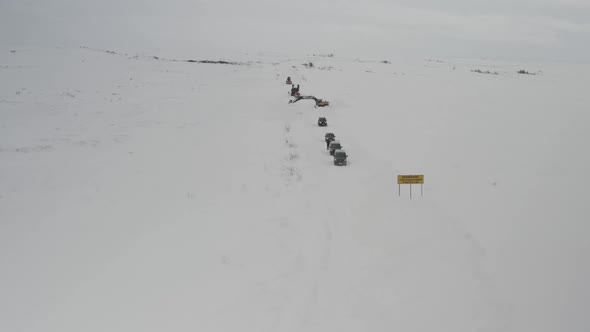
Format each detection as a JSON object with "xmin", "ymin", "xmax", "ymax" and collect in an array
[
  {"xmin": 517, "ymin": 69, "xmax": 539, "ymax": 75},
  {"xmin": 472, "ymin": 69, "xmax": 499, "ymax": 75},
  {"xmin": 194, "ymin": 60, "xmax": 239, "ymax": 65},
  {"xmin": 81, "ymin": 45, "xmax": 245, "ymax": 65}
]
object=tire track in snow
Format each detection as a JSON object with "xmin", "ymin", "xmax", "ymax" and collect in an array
[
  {"xmin": 267, "ymin": 74, "xmax": 336, "ymax": 330},
  {"xmin": 281, "ymin": 123, "xmax": 303, "ymax": 185}
]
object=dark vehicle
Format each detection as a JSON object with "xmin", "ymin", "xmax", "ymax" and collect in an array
[
  {"xmin": 329, "ymin": 140, "xmax": 342, "ymax": 155},
  {"xmin": 324, "ymin": 133, "xmax": 335, "ymax": 144},
  {"xmin": 286, "ymin": 76, "xmax": 292, "ymax": 84},
  {"xmin": 333, "ymin": 150, "xmax": 348, "ymax": 166},
  {"xmin": 290, "ymin": 84, "xmax": 300, "ymax": 96},
  {"xmin": 318, "ymin": 117, "xmax": 327, "ymax": 127}
]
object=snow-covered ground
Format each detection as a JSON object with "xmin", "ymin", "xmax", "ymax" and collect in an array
[{"xmin": 1, "ymin": 46, "xmax": 590, "ymax": 332}]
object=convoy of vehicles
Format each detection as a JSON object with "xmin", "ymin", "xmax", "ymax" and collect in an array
[{"xmin": 286, "ymin": 77, "xmax": 347, "ymax": 166}]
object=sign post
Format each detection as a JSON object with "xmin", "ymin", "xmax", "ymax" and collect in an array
[{"xmin": 397, "ymin": 175, "xmax": 424, "ymax": 199}]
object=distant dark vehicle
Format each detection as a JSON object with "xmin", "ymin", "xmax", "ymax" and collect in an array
[
  {"xmin": 286, "ymin": 76, "xmax": 292, "ymax": 84},
  {"xmin": 333, "ymin": 150, "xmax": 348, "ymax": 166},
  {"xmin": 290, "ymin": 84, "xmax": 300, "ymax": 96},
  {"xmin": 318, "ymin": 117, "xmax": 327, "ymax": 126},
  {"xmin": 324, "ymin": 133, "xmax": 335, "ymax": 144},
  {"xmin": 329, "ymin": 140, "xmax": 342, "ymax": 155}
]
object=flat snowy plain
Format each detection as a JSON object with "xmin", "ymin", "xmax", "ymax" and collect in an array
[{"xmin": 1, "ymin": 46, "xmax": 589, "ymax": 332}]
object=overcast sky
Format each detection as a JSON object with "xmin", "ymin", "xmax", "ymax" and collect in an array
[{"xmin": 2, "ymin": 0, "xmax": 590, "ymax": 62}]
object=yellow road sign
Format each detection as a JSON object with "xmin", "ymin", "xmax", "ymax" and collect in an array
[{"xmin": 397, "ymin": 175, "xmax": 424, "ymax": 184}]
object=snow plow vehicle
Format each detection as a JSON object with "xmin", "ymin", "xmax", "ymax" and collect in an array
[
  {"xmin": 315, "ymin": 100, "xmax": 330, "ymax": 107},
  {"xmin": 289, "ymin": 95, "xmax": 329, "ymax": 106}
]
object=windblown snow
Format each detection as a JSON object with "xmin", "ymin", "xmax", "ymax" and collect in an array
[{"xmin": 1, "ymin": 47, "xmax": 589, "ymax": 332}]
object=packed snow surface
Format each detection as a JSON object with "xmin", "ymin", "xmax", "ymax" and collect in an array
[{"xmin": 1, "ymin": 47, "xmax": 589, "ymax": 332}]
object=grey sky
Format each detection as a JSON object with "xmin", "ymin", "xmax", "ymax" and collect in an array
[{"xmin": 2, "ymin": 0, "xmax": 589, "ymax": 62}]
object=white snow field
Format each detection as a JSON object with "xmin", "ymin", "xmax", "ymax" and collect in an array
[{"xmin": 1, "ymin": 47, "xmax": 590, "ymax": 332}]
